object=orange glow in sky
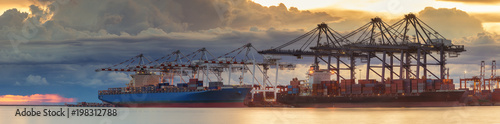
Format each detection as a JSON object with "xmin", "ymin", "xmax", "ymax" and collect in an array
[{"xmin": 0, "ymin": 94, "xmax": 76, "ymax": 105}]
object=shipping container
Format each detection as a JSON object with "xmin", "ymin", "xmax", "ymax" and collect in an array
[
  {"xmin": 189, "ymin": 79, "xmax": 198, "ymax": 83},
  {"xmin": 358, "ymin": 79, "xmax": 377, "ymax": 85},
  {"xmin": 188, "ymin": 84, "xmax": 197, "ymax": 88},
  {"xmin": 209, "ymin": 82, "xmax": 223, "ymax": 87},
  {"xmin": 177, "ymin": 83, "xmax": 188, "ymax": 87},
  {"xmin": 197, "ymin": 81, "xmax": 204, "ymax": 86},
  {"xmin": 365, "ymin": 83, "xmax": 376, "ymax": 87},
  {"xmin": 290, "ymin": 81, "xmax": 300, "ymax": 86}
]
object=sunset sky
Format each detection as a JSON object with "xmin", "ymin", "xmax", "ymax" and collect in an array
[{"xmin": 1, "ymin": 0, "xmax": 500, "ymax": 104}]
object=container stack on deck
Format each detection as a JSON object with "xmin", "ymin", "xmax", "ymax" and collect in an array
[
  {"xmin": 326, "ymin": 81, "xmax": 339, "ymax": 95},
  {"xmin": 359, "ymin": 80, "xmax": 384, "ymax": 95},
  {"xmin": 492, "ymin": 89, "xmax": 500, "ymax": 105},
  {"xmin": 425, "ymin": 80, "xmax": 434, "ymax": 91},
  {"xmin": 391, "ymin": 80, "xmax": 405, "ymax": 94},
  {"xmin": 411, "ymin": 79, "xmax": 425, "ymax": 93},
  {"xmin": 440, "ymin": 79, "xmax": 455, "ymax": 90},
  {"xmin": 294, "ymin": 79, "xmax": 456, "ymax": 97},
  {"xmin": 158, "ymin": 83, "xmax": 171, "ymax": 89},
  {"xmin": 340, "ymin": 79, "xmax": 354, "ymax": 95},
  {"xmin": 352, "ymin": 84, "xmax": 362, "ymax": 95},
  {"xmin": 187, "ymin": 79, "xmax": 204, "ymax": 90},
  {"xmin": 384, "ymin": 81, "xmax": 392, "ymax": 94},
  {"xmin": 311, "ymin": 80, "xmax": 338, "ymax": 96},
  {"xmin": 287, "ymin": 78, "xmax": 300, "ymax": 95}
]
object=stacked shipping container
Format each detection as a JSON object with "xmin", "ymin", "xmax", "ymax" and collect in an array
[
  {"xmin": 340, "ymin": 79, "xmax": 354, "ymax": 95},
  {"xmin": 411, "ymin": 79, "xmax": 425, "ymax": 93},
  {"xmin": 287, "ymin": 78, "xmax": 300, "ymax": 95}
]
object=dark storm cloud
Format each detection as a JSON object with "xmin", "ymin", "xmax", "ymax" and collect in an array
[
  {"xmin": 0, "ymin": 26, "xmax": 310, "ymax": 87},
  {"xmin": 0, "ymin": 0, "xmax": 339, "ymax": 42},
  {"xmin": 0, "ymin": 28, "xmax": 307, "ymax": 64}
]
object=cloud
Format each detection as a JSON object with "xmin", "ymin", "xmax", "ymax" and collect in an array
[
  {"xmin": 0, "ymin": 1, "xmax": 497, "ymax": 103},
  {"xmin": 311, "ymin": 8, "xmax": 385, "ymax": 32},
  {"xmin": 454, "ymin": 32, "xmax": 500, "ymax": 45},
  {"xmin": 0, "ymin": 0, "xmax": 339, "ymax": 42},
  {"xmin": 436, "ymin": 0, "xmax": 500, "ymax": 4},
  {"xmin": 0, "ymin": 27, "xmax": 307, "ymax": 65},
  {"xmin": 15, "ymin": 75, "xmax": 49, "ymax": 86},
  {"xmin": 471, "ymin": 13, "xmax": 500, "ymax": 23},
  {"xmin": 0, "ymin": 94, "xmax": 76, "ymax": 105},
  {"xmin": 26, "ymin": 75, "xmax": 49, "ymax": 85},
  {"xmin": 311, "ymin": 7, "xmax": 485, "ymax": 40},
  {"xmin": 0, "ymin": 9, "xmax": 29, "ymax": 34},
  {"xmin": 446, "ymin": 32, "xmax": 500, "ymax": 65},
  {"xmin": 83, "ymin": 72, "xmax": 131, "ymax": 86},
  {"xmin": 417, "ymin": 7, "xmax": 483, "ymax": 39}
]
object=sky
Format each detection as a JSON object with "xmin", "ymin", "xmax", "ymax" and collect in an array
[{"xmin": 0, "ymin": 0, "xmax": 500, "ymax": 104}]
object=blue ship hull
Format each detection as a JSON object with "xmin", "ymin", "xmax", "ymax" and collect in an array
[{"xmin": 98, "ymin": 87, "xmax": 252, "ymax": 107}]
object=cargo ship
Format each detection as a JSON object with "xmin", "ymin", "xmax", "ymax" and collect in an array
[
  {"xmin": 98, "ymin": 71, "xmax": 252, "ymax": 107},
  {"xmin": 274, "ymin": 67, "xmax": 466, "ymax": 108},
  {"xmin": 277, "ymin": 91, "xmax": 465, "ymax": 108}
]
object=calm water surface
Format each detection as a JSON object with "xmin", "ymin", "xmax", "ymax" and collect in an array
[{"xmin": 1, "ymin": 106, "xmax": 500, "ymax": 124}]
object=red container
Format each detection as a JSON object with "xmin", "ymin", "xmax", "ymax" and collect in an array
[
  {"xmin": 358, "ymin": 79, "xmax": 377, "ymax": 85},
  {"xmin": 341, "ymin": 79, "xmax": 355, "ymax": 84},
  {"xmin": 435, "ymin": 82, "xmax": 442, "ymax": 89},
  {"xmin": 189, "ymin": 79, "xmax": 198, "ymax": 83}
]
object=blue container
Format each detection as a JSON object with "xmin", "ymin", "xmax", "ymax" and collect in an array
[
  {"xmin": 287, "ymin": 91, "xmax": 292, "ymax": 94},
  {"xmin": 426, "ymin": 79, "xmax": 432, "ymax": 83},
  {"xmin": 198, "ymin": 82, "xmax": 203, "ymax": 86},
  {"xmin": 288, "ymin": 85, "xmax": 293, "ymax": 89},
  {"xmin": 177, "ymin": 83, "xmax": 188, "ymax": 87},
  {"xmin": 188, "ymin": 84, "xmax": 197, "ymax": 87}
]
